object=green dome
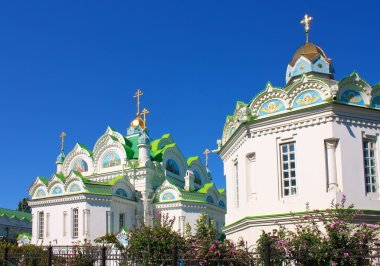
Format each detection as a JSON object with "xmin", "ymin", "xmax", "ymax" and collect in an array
[{"xmin": 56, "ymin": 151, "xmax": 65, "ymax": 164}]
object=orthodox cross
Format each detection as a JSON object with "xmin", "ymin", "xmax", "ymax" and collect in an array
[
  {"xmin": 203, "ymin": 149, "xmax": 211, "ymax": 167},
  {"xmin": 141, "ymin": 108, "xmax": 150, "ymax": 128},
  {"xmin": 300, "ymin": 14, "xmax": 313, "ymax": 43},
  {"xmin": 60, "ymin": 131, "xmax": 67, "ymax": 151},
  {"xmin": 133, "ymin": 89, "xmax": 143, "ymax": 115}
]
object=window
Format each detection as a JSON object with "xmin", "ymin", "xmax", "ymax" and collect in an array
[
  {"xmin": 234, "ymin": 160, "xmax": 239, "ymax": 207},
  {"xmin": 206, "ymin": 195, "xmax": 215, "ymax": 204},
  {"xmin": 280, "ymin": 143, "xmax": 297, "ymax": 196},
  {"xmin": 363, "ymin": 140, "xmax": 377, "ymax": 193},
  {"xmin": 166, "ymin": 159, "xmax": 179, "ymax": 175},
  {"xmin": 38, "ymin": 212, "xmax": 44, "ymax": 239},
  {"xmin": 193, "ymin": 171, "xmax": 202, "ymax": 185},
  {"xmin": 119, "ymin": 213, "xmax": 125, "ymax": 231},
  {"xmin": 73, "ymin": 209, "xmax": 79, "ymax": 238}
]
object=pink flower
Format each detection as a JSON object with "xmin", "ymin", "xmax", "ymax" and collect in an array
[{"xmin": 343, "ymin": 252, "xmax": 349, "ymax": 257}]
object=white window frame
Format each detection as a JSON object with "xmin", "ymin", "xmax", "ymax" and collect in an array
[
  {"xmin": 363, "ymin": 139, "xmax": 378, "ymax": 194},
  {"xmin": 280, "ymin": 142, "xmax": 297, "ymax": 197},
  {"xmin": 73, "ymin": 208, "xmax": 79, "ymax": 238},
  {"xmin": 38, "ymin": 212, "xmax": 44, "ymax": 239}
]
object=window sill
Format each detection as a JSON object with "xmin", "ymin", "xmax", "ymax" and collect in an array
[{"xmin": 366, "ymin": 192, "xmax": 380, "ymax": 200}]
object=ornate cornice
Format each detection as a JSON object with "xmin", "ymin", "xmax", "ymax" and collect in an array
[{"xmin": 220, "ymin": 104, "xmax": 380, "ymax": 161}]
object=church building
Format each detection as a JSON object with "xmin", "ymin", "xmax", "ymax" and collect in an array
[
  {"xmin": 219, "ymin": 15, "xmax": 380, "ymax": 245},
  {"xmin": 28, "ymin": 90, "xmax": 226, "ymax": 245}
]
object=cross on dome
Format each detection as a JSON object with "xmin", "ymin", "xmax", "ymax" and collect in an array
[
  {"xmin": 133, "ymin": 89, "xmax": 143, "ymax": 116},
  {"xmin": 60, "ymin": 131, "xmax": 67, "ymax": 152},
  {"xmin": 141, "ymin": 108, "xmax": 150, "ymax": 128},
  {"xmin": 204, "ymin": 148, "xmax": 211, "ymax": 167},
  {"xmin": 300, "ymin": 14, "xmax": 313, "ymax": 43}
]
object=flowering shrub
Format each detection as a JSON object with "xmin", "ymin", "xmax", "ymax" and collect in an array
[
  {"xmin": 256, "ymin": 196, "xmax": 380, "ymax": 265},
  {"xmin": 183, "ymin": 214, "xmax": 253, "ymax": 264}
]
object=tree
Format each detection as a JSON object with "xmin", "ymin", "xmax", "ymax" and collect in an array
[{"xmin": 17, "ymin": 198, "xmax": 31, "ymax": 213}]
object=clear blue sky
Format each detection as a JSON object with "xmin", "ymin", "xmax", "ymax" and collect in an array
[{"xmin": 1, "ymin": 1, "xmax": 379, "ymax": 210}]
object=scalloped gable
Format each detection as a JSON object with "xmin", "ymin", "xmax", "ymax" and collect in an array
[
  {"xmin": 93, "ymin": 126, "xmax": 127, "ymax": 153},
  {"xmin": 46, "ymin": 173, "xmax": 65, "ymax": 190},
  {"xmin": 154, "ymin": 179, "xmax": 183, "ymax": 202},
  {"xmin": 337, "ymin": 71, "xmax": 374, "ymax": 106},
  {"xmin": 28, "ymin": 176, "xmax": 48, "ymax": 196}
]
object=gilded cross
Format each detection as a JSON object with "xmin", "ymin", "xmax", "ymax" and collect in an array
[
  {"xmin": 133, "ymin": 89, "xmax": 144, "ymax": 115},
  {"xmin": 204, "ymin": 149, "xmax": 211, "ymax": 167},
  {"xmin": 60, "ymin": 131, "xmax": 67, "ymax": 151},
  {"xmin": 300, "ymin": 14, "xmax": 313, "ymax": 43},
  {"xmin": 141, "ymin": 108, "xmax": 150, "ymax": 128}
]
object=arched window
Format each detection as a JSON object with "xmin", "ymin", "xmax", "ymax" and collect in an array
[
  {"xmin": 166, "ymin": 159, "xmax": 179, "ymax": 175},
  {"xmin": 72, "ymin": 159, "xmax": 88, "ymax": 173},
  {"xmin": 193, "ymin": 171, "xmax": 202, "ymax": 185},
  {"xmin": 68, "ymin": 183, "xmax": 81, "ymax": 192},
  {"xmin": 115, "ymin": 188, "xmax": 128, "ymax": 198},
  {"xmin": 207, "ymin": 195, "xmax": 215, "ymax": 204},
  {"xmin": 102, "ymin": 152, "xmax": 121, "ymax": 168},
  {"xmin": 218, "ymin": 200, "xmax": 226, "ymax": 208}
]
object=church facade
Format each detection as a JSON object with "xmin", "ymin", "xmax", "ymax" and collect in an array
[
  {"xmin": 28, "ymin": 93, "xmax": 226, "ymax": 245},
  {"xmin": 219, "ymin": 15, "xmax": 380, "ymax": 245}
]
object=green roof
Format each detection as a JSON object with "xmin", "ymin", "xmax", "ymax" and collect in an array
[
  {"xmin": 187, "ymin": 156, "xmax": 199, "ymax": 166},
  {"xmin": 0, "ymin": 209, "xmax": 32, "ymax": 222},
  {"xmin": 107, "ymin": 175, "xmax": 124, "ymax": 185},
  {"xmin": 55, "ymin": 173, "xmax": 65, "ymax": 182},
  {"xmin": 37, "ymin": 176, "xmax": 48, "ymax": 185},
  {"xmin": 77, "ymin": 143, "xmax": 93, "ymax": 155},
  {"xmin": 17, "ymin": 232, "xmax": 31, "ymax": 241},
  {"xmin": 197, "ymin": 182, "xmax": 215, "ymax": 194}
]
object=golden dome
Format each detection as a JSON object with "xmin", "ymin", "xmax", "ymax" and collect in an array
[
  {"xmin": 130, "ymin": 115, "xmax": 146, "ymax": 129},
  {"xmin": 289, "ymin": 42, "xmax": 330, "ymax": 66}
]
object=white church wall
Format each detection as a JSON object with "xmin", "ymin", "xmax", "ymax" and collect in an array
[{"xmin": 222, "ymin": 106, "xmax": 380, "ymax": 245}]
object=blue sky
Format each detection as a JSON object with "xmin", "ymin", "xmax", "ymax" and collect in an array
[{"xmin": 0, "ymin": 1, "xmax": 379, "ymax": 209}]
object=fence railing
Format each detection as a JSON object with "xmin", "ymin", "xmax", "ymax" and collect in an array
[{"xmin": 1, "ymin": 244, "xmax": 380, "ymax": 265}]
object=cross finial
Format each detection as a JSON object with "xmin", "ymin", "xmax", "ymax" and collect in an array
[
  {"xmin": 141, "ymin": 108, "xmax": 150, "ymax": 129},
  {"xmin": 133, "ymin": 89, "xmax": 144, "ymax": 115},
  {"xmin": 60, "ymin": 131, "xmax": 67, "ymax": 151},
  {"xmin": 300, "ymin": 14, "xmax": 313, "ymax": 43},
  {"xmin": 203, "ymin": 149, "xmax": 211, "ymax": 167}
]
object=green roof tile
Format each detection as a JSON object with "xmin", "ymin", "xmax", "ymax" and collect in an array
[
  {"xmin": 78, "ymin": 143, "xmax": 93, "ymax": 155},
  {"xmin": 37, "ymin": 176, "xmax": 48, "ymax": 185},
  {"xmin": 0, "ymin": 208, "xmax": 32, "ymax": 222},
  {"xmin": 187, "ymin": 156, "xmax": 199, "ymax": 166},
  {"xmin": 198, "ymin": 182, "xmax": 215, "ymax": 194},
  {"xmin": 55, "ymin": 173, "xmax": 65, "ymax": 182}
]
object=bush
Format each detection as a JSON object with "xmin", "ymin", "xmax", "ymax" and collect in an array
[{"xmin": 256, "ymin": 196, "xmax": 380, "ymax": 265}]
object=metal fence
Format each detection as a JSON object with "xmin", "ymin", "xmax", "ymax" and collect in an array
[{"xmin": 1, "ymin": 245, "xmax": 380, "ymax": 265}]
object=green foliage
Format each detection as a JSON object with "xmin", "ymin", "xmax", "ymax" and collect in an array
[
  {"xmin": 0, "ymin": 242, "xmax": 48, "ymax": 266},
  {"xmin": 94, "ymin": 233, "xmax": 124, "ymax": 250},
  {"xmin": 17, "ymin": 198, "xmax": 31, "ymax": 213},
  {"xmin": 256, "ymin": 197, "xmax": 380, "ymax": 265},
  {"xmin": 126, "ymin": 212, "xmax": 184, "ymax": 265}
]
